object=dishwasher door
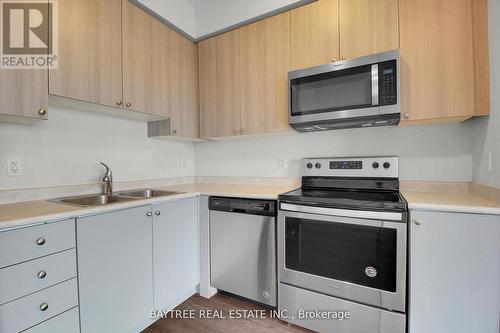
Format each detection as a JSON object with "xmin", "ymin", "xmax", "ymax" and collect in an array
[{"xmin": 210, "ymin": 209, "xmax": 276, "ymax": 306}]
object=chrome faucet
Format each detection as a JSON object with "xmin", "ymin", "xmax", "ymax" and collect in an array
[{"xmin": 100, "ymin": 162, "xmax": 113, "ymax": 195}]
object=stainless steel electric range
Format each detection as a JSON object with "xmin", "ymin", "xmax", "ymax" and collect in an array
[{"xmin": 278, "ymin": 156, "xmax": 407, "ymax": 333}]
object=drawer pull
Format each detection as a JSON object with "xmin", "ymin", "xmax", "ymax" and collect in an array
[
  {"xmin": 38, "ymin": 271, "xmax": 47, "ymax": 279},
  {"xmin": 39, "ymin": 303, "xmax": 49, "ymax": 311},
  {"xmin": 36, "ymin": 238, "xmax": 46, "ymax": 246}
]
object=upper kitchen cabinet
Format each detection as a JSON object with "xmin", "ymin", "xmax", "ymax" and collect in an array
[
  {"xmin": 49, "ymin": 0, "xmax": 122, "ymax": 109},
  {"xmin": 0, "ymin": 68, "xmax": 48, "ymax": 123},
  {"xmin": 339, "ymin": 0, "xmax": 399, "ymax": 60},
  {"xmin": 290, "ymin": 0, "xmax": 339, "ymax": 70},
  {"xmin": 0, "ymin": 0, "xmax": 48, "ymax": 123},
  {"xmin": 122, "ymin": 0, "xmax": 171, "ymax": 119},
  {"xmin": 169, "ymin": 32, "xmax": 200, "ymax": 138},
  {"xmin": 198, "ymin": 30, "xmax": 241, "ymax": 138},
  {"xmin": 399, "ymin": 0, "xmax": 490, "ymax": 124},
  {"xmin": 239, "ymin": 12, "xmax": 291, "ymax": 135}
]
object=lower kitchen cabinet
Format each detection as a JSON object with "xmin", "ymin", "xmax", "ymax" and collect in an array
[
  {"xmin": 409, "ymin": 210, "xmax": 500, "ymax": 333},
  {"xmin": 77, "ymin": 206, "xmax": 154, "ymax": 333},
  {"xmin": 153, "ymin": 197, "xmax": 199, "ymax": 311}
]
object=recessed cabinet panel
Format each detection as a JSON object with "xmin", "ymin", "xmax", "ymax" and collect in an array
[
  {"xmin": 291, "ymin": 0, "xmax": 340, "ymax": 70},
  {"xmin": 239, "ymin": 12, "xmax": 291, "ymax": 135},
  {"xmin": 49, "ymin": 0, "xmax": 122, "ymax": 109},
  {"xmin": 153, "ymin": 198, "xmax": 199, "ymax": 311},
  {"xmin": 410, "ymin": 211, "xmax": 500, "ymax": 332},
  {"xmin": 400, "ymin": 0, "xmax": 475, "ymax": 123},
  {"xmin": 122, "ymin": 0, "xmax": 171, "ymax": 118},
  {"xmin": 170, "ymin": 33, "xmax": 200, "ymax": 138},
  {"xmin": 339, "ymin": 0, "xmax": 399, "ymax": 59},
  {"xmin": 77, "ymin": 206, "xmax": 153, "ymax": 333},
  {"xmin": 199, "ymin": 30, "xmax": 241, "ymax": 138}
]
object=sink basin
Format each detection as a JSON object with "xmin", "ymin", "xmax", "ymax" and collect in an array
[
  {"xmin": 51, "ymin": 194, "xmax": 137, "ymax": 207},
  {"xmin": 116, "ymin": 189, "xmax": 181, "ymax": 199}
]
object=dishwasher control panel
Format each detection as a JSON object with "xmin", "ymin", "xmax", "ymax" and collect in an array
[{"xmin": 209, "ymin": 197, "xmax": 276, "ymax": 217}]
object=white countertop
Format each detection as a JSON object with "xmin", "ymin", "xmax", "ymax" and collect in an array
[
  {"xmin": 402, "ymin": 191, "xmax": 500, "ymax": 215},
  {"xmin": 0, "ymin": 183, "xmax": 297, "ymax": 231},
  {"xmin": 1, "ymin": 182, "xmax": 499, "ymax": 231}
]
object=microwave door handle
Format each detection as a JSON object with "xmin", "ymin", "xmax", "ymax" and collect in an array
[{"xmin": 371, "ymin": 64, "xmax": 379, "ymax": 106}]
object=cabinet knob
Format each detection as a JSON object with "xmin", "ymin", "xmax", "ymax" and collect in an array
[
  {"xmin": 172, "ymin": 129, "xmax": 178, "ymax": 134},
  {"xmin": 341, "ymin": 57, "xmax": 347, "ymax": 60},
  {"xmin": 38, "ymin": 271, "xmax": 47, "ymax": 279},
  {"xmin": 125, "ymin": 102, "xmax": 132, "ymax": 108},
  {"xmin": 39, "ymin": 303, "xmax": 49, "ymax": 312},
  {"xmin": 403, "ymin": 113, "xmax": 410, "ymax": 119},
  {"xmin": 332, "ymin": 59, "xmax": 337, "ymax": 62},
  {"xmin": 116, "ymin": 100, "xmax": 123, "ymax": 106},
  {"xmin": 412, "ymin": 219, "xmax": 422, "ymax": 226},
  {"xmin": 155, "ymin": 211, "xmax": 161, "ymax": 216},
  {"xmin": 38, "ymin": 108, "xmax": 47, "ymax": 116},
  {"xmin": 146, "ymin": 212, "xmax": 153, "ymax": 217},
  {"xmin": 240, "ymin": 128, "xmax": 246, "ymax": 134},
  {"xmin": 36, "ymin": 238, "xmax": 46, "ymax": 246}
]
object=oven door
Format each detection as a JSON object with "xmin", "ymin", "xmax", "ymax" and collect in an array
[{"xmin": 278, "ymin": 205, "xmax": 406, "ymax": 312}]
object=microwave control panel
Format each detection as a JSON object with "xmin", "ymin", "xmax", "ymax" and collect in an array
[{"xmin": 379, "ymin": 60, "xmax": 397, "ymax": 106}]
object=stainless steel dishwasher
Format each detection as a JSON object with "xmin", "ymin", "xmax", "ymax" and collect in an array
[{"xmin": 209, "ymin": 197, "xmax": 277, "ymax": 306}]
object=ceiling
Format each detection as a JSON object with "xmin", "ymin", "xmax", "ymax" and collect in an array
[{"xmin": 137, "ymin": 0, "xmax": 315, "ymax": 40}]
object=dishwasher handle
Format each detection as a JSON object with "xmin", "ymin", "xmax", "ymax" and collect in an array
[{"xmin": 209, "ymin": 197, "xmax": 276, "ymax": 217}]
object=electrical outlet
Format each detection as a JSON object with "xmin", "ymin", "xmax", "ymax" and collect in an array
[
  {"xmin": 279, "ymin": 159, "xmax": 288, "ymax": 170},
  {"xmin": 485, "ymin": 152, "xmax": 492, "ymax": 173},
  {"xmin": 7, "ymin": 158, "xmax": 22, "ymax": 176}
]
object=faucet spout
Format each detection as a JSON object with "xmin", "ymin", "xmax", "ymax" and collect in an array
[{"xmin": 100, "ymin": 162, "xmax": 113, "ymax": 195}]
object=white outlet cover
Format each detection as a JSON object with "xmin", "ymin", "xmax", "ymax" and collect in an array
[
  {"xmin": 7, "ymin": 157, "xmax": 22, "ymax": 176},
  {"xmin": 279, "ymin": 159, "xmax": 288, "ymax": 170}
]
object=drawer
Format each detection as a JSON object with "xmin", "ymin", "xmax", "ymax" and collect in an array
[
  {"xmin": 23, "ymin": 307, "xmax": 80, "ymax": 333},
  {"xmin": 0, "ymin": 220, "xmax": 75, "ymax": 268},
  {"xmin": 0, "ymin": 278, "xmax": 78, "ymax": 333},
  {"xmin": 0, "ymin": 249, "xmax": 77, "ymax": 305}
]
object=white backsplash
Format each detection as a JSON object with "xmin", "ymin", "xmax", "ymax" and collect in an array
[
  {"xmin": 0, "ymin": 105, "xmax": 196, "ymax": 191},
  {"xmin": 195, "ymin": 123, "xmax": 474, "ymax": 182}
]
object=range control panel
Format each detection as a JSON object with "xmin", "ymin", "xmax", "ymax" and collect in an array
[{"xmin": 303, "ymin": 156, "xmax": 399, "ymax": 178}]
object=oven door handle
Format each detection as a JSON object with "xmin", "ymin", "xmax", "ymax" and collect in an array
[
  {"xmin": 372, "ymin": 64, "xmax": 379, "ymax": 106},
  {"xmin": 280, "ymin": 203, "xmax": 403, "ymax": 222}
]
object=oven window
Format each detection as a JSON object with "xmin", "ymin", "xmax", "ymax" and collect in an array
[
  {"xmin": 290, "ymin": 65, "xmax": 373, "ymax": 116},
  {"xmin": 285, "ymin": 217, "xmax": 397, "ymax": 292}
]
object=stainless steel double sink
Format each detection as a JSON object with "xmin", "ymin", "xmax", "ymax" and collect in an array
[{"xmin": 50, "ymin": 189, "xmax": 182, "ymax": 207}]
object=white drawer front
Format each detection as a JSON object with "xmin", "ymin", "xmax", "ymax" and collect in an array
[
  {"xmin": 0, "ymin": 221, "xmax": 75, "ymax": 268},
  {"xmin": 23, "ymin": 307, "xmax": 80, "ymax": 333},
  {"xmin": 0, "ymin": 249, "xmax": 77, "ymax": 305},
  {"xmin": 0, "ymin": 278, "xmax": 78, "ymax": 333}
]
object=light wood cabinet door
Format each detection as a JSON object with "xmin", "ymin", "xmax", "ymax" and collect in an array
[
  {"xmin": 240, "ymin": 12, "xmax": 291, "ymax": 135},
  {"xmin": 339, "ymin": 0, "xmax": 399, "ymax": 59},
  {"xmin": 49, "ymin": 0, "xmax": 122, "ymax": 108},
  {"xmin": 198, "ymin": 30, "xmax": 241, "ymax": 138},
  {"xmin": 400, "ymin": 0, "xmax": 474, "ymax": 124},
  {"xmin": 0, "ymin": 69, "xmax": 48, "ymax": 121},
  {"xmin": 290, "ymin": 0, "xmax": 339, "ymax": 70},
  {"xmin": 122, "ymin": 0, "xmax": 171, "ymax": 118},
  {"xmin": 169, "ymin": 32, "xmax": 199, "ymax": 138}
]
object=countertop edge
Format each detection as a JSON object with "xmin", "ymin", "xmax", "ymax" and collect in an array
[
  {"xmin": 0, "ymin": 192, "xmax": 200, "ymax": 231},
  {"xmin": 407, "ymin": 202, "xmax": 500, "ymax": 216}
]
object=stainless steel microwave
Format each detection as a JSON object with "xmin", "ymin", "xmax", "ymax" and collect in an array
[{"xmin": 288, "ymin": 50, "xmax": 400, "ymax": 132}]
